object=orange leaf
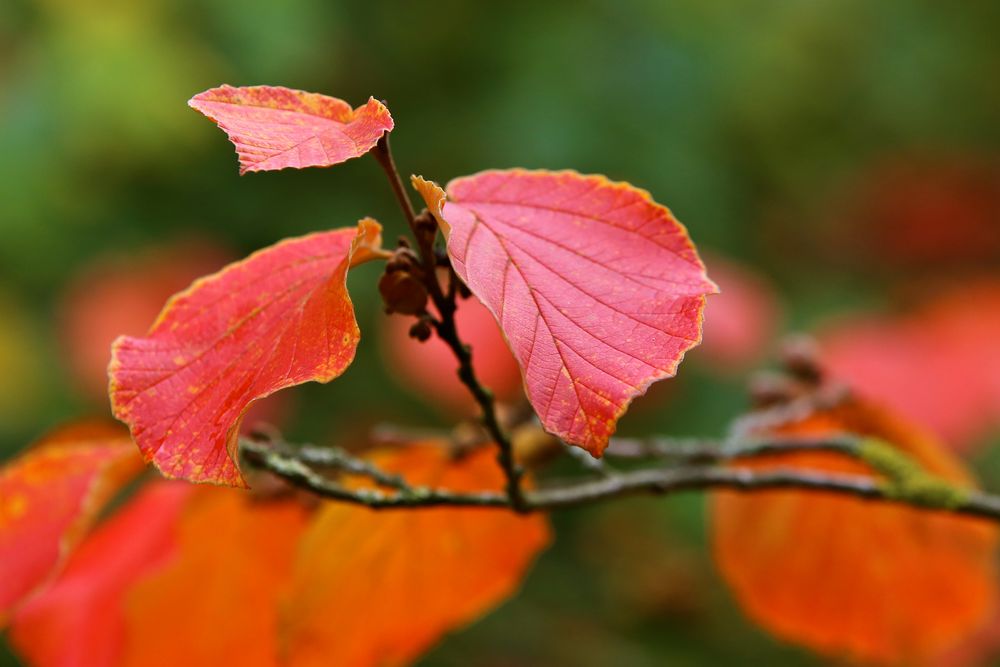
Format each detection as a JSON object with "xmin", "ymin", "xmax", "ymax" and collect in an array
[
  {"xmin": 8, "ymin": 482, "xmax": 191, "ymax": 667},
  {"xmin": 281, "ymin": 442, "xmax": 551, "ymax": 667},
  {"xmin": 712, "ymin": 395, "xmax": 999, "ymax": 665},
  {"xmin": 189, "ymin": 85, "xmax": 393, "ymax": 175},
  {"xmin": 109, "ymin": 219, "xmax": 384, "ymax": 487},
  {"xmin": 414, "ymin": 170, "xmax": 717, "ymax": 456},
  {"xmin": 0, "ymin": 422, "xmax": 143, "ymax": 625},
  {"xmin": 121, "ymin": 489, "xmax": 309, "ymax": 667}
]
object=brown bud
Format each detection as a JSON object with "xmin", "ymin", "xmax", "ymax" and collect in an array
[
  {"xmin": 512, "ymin": 424, "xmax": 561, "ymax": 469},
  {"xmin": 379, "ymin": 270, "xmax": 428, "ymax": 315},
  {"xmin": 779, "ymin": 335, "xmax": 824, "ymax": 385},
  {"xmin": 385, "ymin": 247, "xmax": 422, "ymax": 275},
  {"xmin": 408, "ymin": 319, "xmax": 432, "ymax": 342},
  {"xmin": 747, "ymin": 371, "xmax": 802, "ymax": 408},
  {"xmin": 414, "ymin": 209, "xmax": 438, "ymax": 236}
]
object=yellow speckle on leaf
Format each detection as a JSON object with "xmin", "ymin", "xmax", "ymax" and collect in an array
[{"xmin": 1, "ymin": 493, "xmax": 28, "ymax": 523}]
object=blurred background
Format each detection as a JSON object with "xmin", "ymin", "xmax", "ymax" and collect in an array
[{"xmin": 1, "ymin": 0, "xmax": 998, "ymax": 664}]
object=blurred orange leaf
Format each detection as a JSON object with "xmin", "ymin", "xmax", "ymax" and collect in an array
[
  {"xmin": 414, "ymin": 170, "xmax": 717, "ymax": 456},
  {"xmin": 281, "ymin": 442, "xmax": 551, "ymax": 667},
  {"xmin": 122, "ymin": 489, "xmax": 309, "ymax": 667},
  {"xmin": 109, "ymin": 220, "xmax": 383, "ymax": 487},
  {"xmin": 189, "ymin": 85, "xmax": 393, "ymax": 174},
  {"xmin": 8, "ymin": 482, "xmax": 190, "ymax": 667},
  {"xmin": 0, "ymin": 423, "xmax": 143, "ymax": 625},
  {"xmin": 712, "ymin": 395, "xmax": 999, "ymax": 665},
  {"xmin": 4, "ymin": 441, "xmax": 548, "ymax": 666}
]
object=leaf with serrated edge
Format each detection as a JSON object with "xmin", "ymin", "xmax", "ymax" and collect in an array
[
  {"xmin": 413, "ymin": 170, "xmax": 717, "ymax": 456},
  {"xmin": 189, "ymin": 85, "xmax": 393, "ymax": 175},
  {"xmin": 282, "ymin": 442, "xmax": 551, "ymax": 667},
  {"xmin": 0, "ymin": 422, "xmax": 143, "ymax": 625},
  {"xmin": 109, "ymin": 219, "xmax": 384, "ymax": 487}
]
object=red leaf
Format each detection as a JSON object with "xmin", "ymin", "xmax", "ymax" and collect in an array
[
  {"xmin": 282, "ymin": 442, "xmax": 551, "ymax": 667},
  {"xmin": 712, "ymin": 395, "xmax": 999, "ymax": 665},
  {"xmin": 189, "ymin": 85, "xmax": 393, "ymax": 174},
  {"xmin": 121, "ymin": 489, "xmax": 308, "ymax": 667},
  {"xmin": 109, "ymin": 220, "xmax": 384, "ymax": 487},
  {"xmin": 0, "ymin": 423, "xmax": 143, "ymax": 624},
  {"xmin": 8, "ymin": 482, "xmax": 190, "ymax": 667},
  {"xmin": 414, "ymin": 171, "xmax": 717, "ymax": 456}
]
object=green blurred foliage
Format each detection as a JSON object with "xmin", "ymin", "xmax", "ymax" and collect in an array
[{"xmin": 1, "ymin": 0, "xmax": 998, "ymax": 664}]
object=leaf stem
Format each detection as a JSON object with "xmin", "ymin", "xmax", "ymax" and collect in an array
[
  {"xmin": 371, "ymin": 133, "xmax": 528, "ymax": 511},
  {"xmin": 372, "ymin": 132, "xmax": 418, "ymax": 227}
]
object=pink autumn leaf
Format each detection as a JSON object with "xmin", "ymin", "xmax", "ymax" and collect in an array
[
  {"xmin": 413, "ymin": 171, "xmax": 717, "ymax": 456},
  {"xmin": 189, "ymin": 85, "xmax": 393, "ymax": 175}
]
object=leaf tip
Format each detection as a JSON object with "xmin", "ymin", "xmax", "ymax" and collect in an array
[{"xmin": 411, "ymin": 175, "xmax": 450, "ymax": 237}]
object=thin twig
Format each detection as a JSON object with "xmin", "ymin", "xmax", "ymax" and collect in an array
[
  {"xmin": 242, "ymin": 440, "xmax": 409, "ymax": 491},
  {"xmin": 527, "ymin": 465, "xmax": 1000, "ymax": 518},
  {"xmin": 371, "ymin": 134, "xmax": 527, "ymax": 511},
  {"xmin": 242, "ymin": 440, "xmax": 508, "ymax": 509},
  {"xmin": 241, "ymin": 437, "xmax": 1000, "ymax": 522},
  {"xmin": 426, "ymin": 309, "xmax": 527, "ymax": 510},
  {"xmin": 606, "ymin": 434, "xmax": 863, "ymax": 464},
  {"xmin": 371, "ymin": 133, "xmax": 418, "ymax": 227},
  {"xmin": 295, "ymin": 445, "xmax": 411, "ymax": 491}
]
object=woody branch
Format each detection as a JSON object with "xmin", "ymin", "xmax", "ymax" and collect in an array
[{"xmin": 240, "ymin": 434, "xmax": 1000, "ymax": 522}]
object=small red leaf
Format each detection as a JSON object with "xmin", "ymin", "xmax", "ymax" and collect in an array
[
  {"xmin": 414, "ymin": 170, "xmax": 717, "ymax": 456},
  {"xmin": 189, "ymin": 85, "xmax": 393, "ymax": 175},
  {"xmin": 0, "ymin": 423, "xmax": 143, "ymax": 624},
  {"xmin": 109, "ymin": 219, "xmax": 384, "ymax": 487}
]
